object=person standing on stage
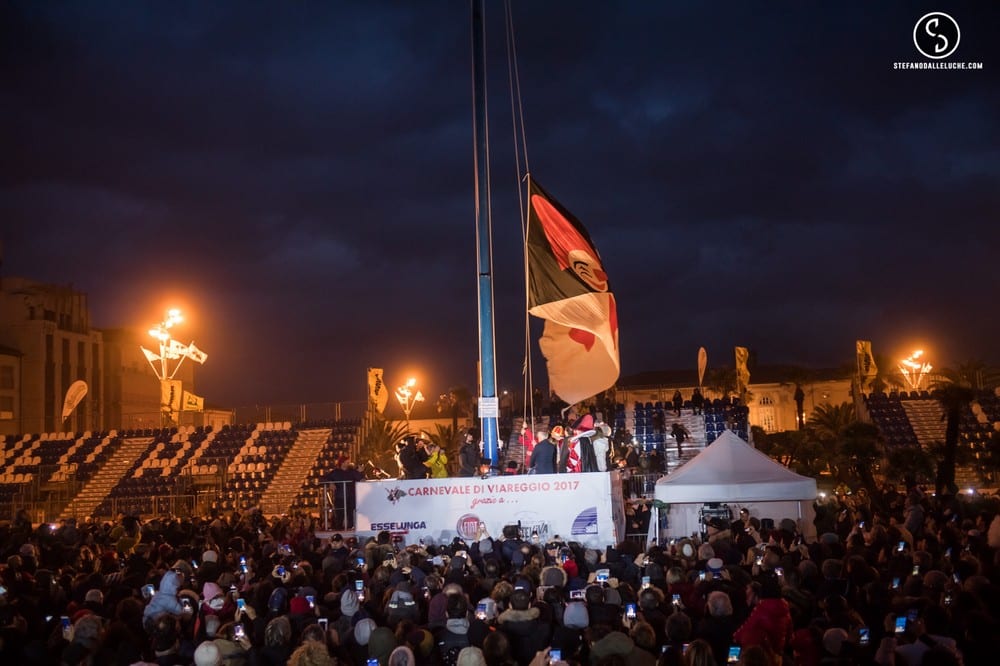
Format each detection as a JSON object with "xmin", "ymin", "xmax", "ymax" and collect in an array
[
  {"xmin": 458, "ymin": 429, "xmax": 481, "ymax": 477},
  {"xmin": 528, "ymin": 425, "xmax": 557, "ymax": 475}
]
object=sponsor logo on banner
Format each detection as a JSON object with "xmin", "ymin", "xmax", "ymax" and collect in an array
[
  {"xmin": 572, "ymin": 507, "xmax": 599, "ymax": 535},
  {"xmin": 456, "ymin": 514, "xmax": 481, "ymax": 540},
  {"xmin": 371, "ymin": 520, "xmax": 427, "ymax": 531},
  {"xmin": 385, "ymin": 488, "xmax": 406, "ymax": 505}
]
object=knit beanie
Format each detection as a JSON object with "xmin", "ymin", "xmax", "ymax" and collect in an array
[
  {"xmin": 355, "ymin": 618, "xmax": 377, "ymax": 646},
  {"xmin": 563, "ymin": 601, "xmax": 589, "ymax": 629},
  {"xmin": 341, "ymin": 589, "xmax": 361, "ymax": 617}
]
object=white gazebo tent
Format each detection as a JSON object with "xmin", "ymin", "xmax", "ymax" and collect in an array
[{"xmin": 652, "ymin": 431, "xmax": 818, "ymax": 541}]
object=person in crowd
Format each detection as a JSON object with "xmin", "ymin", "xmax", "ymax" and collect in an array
[
  {"xmin": 671, "ymin": 422, "xmax": 690, "ymax": 456},
  {"xmin": 691, "ymin": 388, "xmax": 705, "ymax": 415},
  {"xmin": 570, "ymin": 414, "xmax": 599, "ymax": 473},
  {"xmin": 672, "ymin": 390, "xmax": 684, "ymax": 416}
]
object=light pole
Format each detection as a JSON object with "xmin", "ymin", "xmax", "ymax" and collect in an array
[
  {"xmin": 395, "ymin": 377, "xmax": 424, "ymax": 430},
  {"xmin": 141, "ymin": 309, "xmax": 208, "ymax": 426}
]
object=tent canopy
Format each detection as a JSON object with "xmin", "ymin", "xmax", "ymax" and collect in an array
[{"xmin": 654, "ymin": 431, "xmax": 817, "ymax": 503}]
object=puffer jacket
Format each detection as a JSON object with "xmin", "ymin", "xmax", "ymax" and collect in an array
[{"xmin": 143, "ymin": 571, "xmax": 183, "ymax": 624}]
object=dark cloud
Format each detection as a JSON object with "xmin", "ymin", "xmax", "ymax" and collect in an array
[{"xmin": 2, "ymin": 1, "xmax": 998, "ymax": 407}]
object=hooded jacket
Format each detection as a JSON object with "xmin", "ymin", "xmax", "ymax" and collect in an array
[
  {"xmin": 496, "ymin": 606, "xmax": 550, "ymax": 664},
  {"xmin": 143, "ymin": 571, "xmax": 183, "ymax": 624}
]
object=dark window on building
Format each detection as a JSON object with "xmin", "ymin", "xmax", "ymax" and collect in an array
[
  {"xmin": 0, "ymin": 396, "xmax": 13, "ymax": 418},
  {"xmin": 45, "ymin": 335, "xmax": 55, "ymax": 431},
  {"xmin": 0, "ymin": 366, "xmax": 13, "ymax": 389}
]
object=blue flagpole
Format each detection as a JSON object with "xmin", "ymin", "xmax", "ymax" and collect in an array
[{"xmin": 472, "ymin": 0, "xmax": 499, "ymax": 469}]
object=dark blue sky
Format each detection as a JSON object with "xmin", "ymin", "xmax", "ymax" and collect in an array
[{"xmin": 2, "ymin": 2, "xmax": 998, "ymax": 408}]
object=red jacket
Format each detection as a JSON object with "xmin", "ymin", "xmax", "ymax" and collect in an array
[{"xmin": 733, "ymin": 598, "xmax": 793, "ymax": 656}]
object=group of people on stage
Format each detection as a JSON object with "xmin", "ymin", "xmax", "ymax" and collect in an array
[{"xmin": 389, "ymin": 413, "xmax": 617, "ymax": 480}]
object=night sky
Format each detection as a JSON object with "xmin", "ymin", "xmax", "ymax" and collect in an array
[{"xmin": 2, "ymin": 2, "xmax": 998, "ymax": 409}]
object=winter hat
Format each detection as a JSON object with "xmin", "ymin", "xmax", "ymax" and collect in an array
[
  {"xmin": 355, "ymin": 618, "xmax": 377, "ymax": 646},
  {"xmin": 369, "ymin": 627, "xmax": 397, "ymax": 664},
  {"xmin": 550, "ymin": 425, "xmax": 567, "ymax": 440},
  {"xmin": 707, "ymin": 558, "xmax": 724, "ymax": 574},
  {"xmin": 193, "ymin": 640, "xmax": 222, "ymax": 666},
  {"xmin": 289, "ymin": 596, "xmax": 311, "ymax": 615},
  {"xmin": 604, "ymin": 587, "xmax": 622, "ymax": 607},
  {"xmin": 389, "ymin": 646, "xmax": 416, "ymax": 666},
  {"xmin": 820, "ymin": 532, "xmax": 840, "ymax": 545},
  {"xmin": 457, "ymin": 646, "xmax": 488, "ymax": 666},
  {"xmin": 563, "ymin": 601, "xmax": 589, "ymax": 629},
  {"xmin": 84, "ymin": 589, "xmax": 104, "ymax": 605},
  {"xmin": 541, "ymin": 566, "xmax": 568, "ymax": 588},
  {"xmin": 72, "ymin": 614, "xmax": 103, "ymax": 649},
  {"xmin": 202, "ymin": 549, "xmax": 218, "ymax": 563},
  {"xmin": 573, "ymin": 414, "xmax": 594, "ymax": 431},
  {"xmin": 19, "ymin": 543, "xmax": 35, "ymax": 558},
  {"xmin": 341, "ymin": 589, "xmax": 360, "ymax": 617},
  {"xmin": 202, "ymin": 582, "xmax": 223, "ymax": 601},
  {"xmin": 479, "ymin": 537, "xmax": 493, "ymax": 555}
]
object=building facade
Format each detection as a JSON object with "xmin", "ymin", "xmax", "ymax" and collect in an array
[{"xmin": 0, "ymin": 278, "xmax": 104, "ymax": 435}]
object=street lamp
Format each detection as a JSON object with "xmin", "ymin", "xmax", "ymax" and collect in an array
[
  {"xmin": 395, "ymin": 377, "xmax": 424, "ymax": 429},
  {"xmin": 140, "ymin": 308, "xmax": 208, "ymax": 426}
]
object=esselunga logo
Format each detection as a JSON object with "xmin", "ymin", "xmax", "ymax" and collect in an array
[{"xmin": 913, "ymin": 12, "xmax": 960, "ymax": 60}]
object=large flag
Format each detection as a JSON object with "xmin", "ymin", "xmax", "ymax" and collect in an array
[
  {"xmin": 167, "ymin": 339, "xmax": 208, "ymax": 364},
  {"xmin": 61, "ymin": 380, "xmax": 88, "ymax": 422},
  {"xmin": 735, "ymin": 346, "xmax": 750, "ymax": 396},
  {"xmin": 856, "ymin": 340, "xmax": 877, "ymax": 384},
  {"xmin": 368, "ymin": 367, "xmax": 389, "ymax": 413},
  {"xmin": 527, "ymin": 178, "xmax": 619, "ymax": 405},
  {"xmin": 161, "ymin": 379, "xmax": 183, "ymax": 413},
  {"xmin": 697, "ymin": 347, "xmax": 708, "ymax": 388},
  {"xmin": 140, "ymin": 346, "xmax": 161, "ymax": 365},
  {"xmin": 182, "ymin": 390, "xmax": 205, "ymax": 412}
]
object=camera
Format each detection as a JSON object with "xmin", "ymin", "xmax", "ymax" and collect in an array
[
  {"xmin": 671, "ymin": 593, "xmax": 681, "ymax": 607},
  {"xmin": 236, "ymin": 598, "xmax": 246, "ymax": 612},
  {"xmin": 894, "ymin": 616, "xmax": 906, "ymax": 634},
  {"xmin": 625, "ymin": 603, "xmax": 637, "ymax": 619},
  {"xmin": 897, "ymin": 541, "xmax": 905, "ymax": 552},
  {"xmin": 318, "ymin": 618, "xmax": 328, "ymax": 630},
  {"xmin": 548, "ymin": 649, "xmax": 562, "ymax": 664},
  {"xmin": 727, "ymin": 646, "xmax": 741, "ymax": 663},
  {"xmin": 356, "ymin": 557, "xmax": 366, "ymax": 569},
  {"xmin": 233, "ymin": 623, "xmax": 245, "ymax": 640},
  {"xmin": 595, "ymin": 569, "xmax": 609, "ymax": 583},
  {"xmin": 307, "ymin": 595, "xmax": 315, "ymax": 609},
  {"xmin": 859, "ymin": 627, "xmax": 870, "ymax": 646},
  {"xmin": 475, "ymin": 602, "xmax": 488, "ymax": 620},
  {"xmin": 641, "ymin": 576, "xmax": 651, "ymax": 589},
  {"xmin": 276, "ymin": 565, "xmax": 286, "ymax": 577}
]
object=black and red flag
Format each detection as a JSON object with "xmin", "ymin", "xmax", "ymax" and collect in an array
[{"xmin": 527, "ymin": 177, "xmax": 619, "ymax": 405}]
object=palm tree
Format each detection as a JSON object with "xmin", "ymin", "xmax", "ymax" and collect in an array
[
  {"xmin": 931, "ymin": 368, "xmax": 976, "ymax": 497},
  {"xmin": 807, "ymin": 402, "xmax": 856, "ymax": 443},
  {"xmin": 705, "ymin": 367, "xmax": 738, "ymax": 400},
  {"xmin": 885, "ymin": 444, "xmax": 935, "ymax": 489},
  {"xmin": 436, "ymin": 386, "xmax": 474, "ymax": 434},
  {"xmin": 361, "ymin": 414, "xmax": 412, "ymax": 476}
]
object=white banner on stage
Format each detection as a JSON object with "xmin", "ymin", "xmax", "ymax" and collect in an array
[{"xmin": 356, "ymin": 471, "xmax": 626, "ymax": 548}]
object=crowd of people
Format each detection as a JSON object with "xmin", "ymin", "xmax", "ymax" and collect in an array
[{"xmin": 0, "ymin": 483, "xmax": 998, "ymax": 665}]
